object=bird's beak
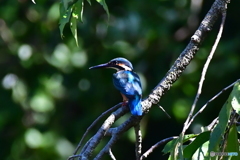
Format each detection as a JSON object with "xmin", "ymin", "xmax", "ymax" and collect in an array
[{"xmin": 89, "ymin": 63, "xmax": 110, "ymax": 69}]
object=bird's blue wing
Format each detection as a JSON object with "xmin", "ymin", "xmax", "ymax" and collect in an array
[
  {"xmin": 112, "ymin": 71, "xmax": 142, "ymax": 98},
  {"xmin": 113, "ymin": 71, "xmax": 143, "ymax": 116}
]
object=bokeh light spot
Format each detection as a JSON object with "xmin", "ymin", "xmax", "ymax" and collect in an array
[
  {"xmin": 71, "ymin": 51, "xmax": 87, "ymax": 68},
  {"xmin": 79, "ymin": 79, "xmax": 90, "ymax": 91},
  {"xmin": 43, "ymin": 74, "xmax": 65, "ymax": 98},
  {"xmin": 55, "ymin": 138, "xmax": 74, "ymax": 158},
  {"xmin": 41, "ymin": 131, "xmax": 56, "ymax": 147},
  {"xmin": 24, "ymin": 128, "xmax": 43, "ymax": 148},
  {"xmin": 172, "ymin": 99, "xmax": 190, "ymax": 120},
  {"xmin": 12, "ymin": 80, "xmax": 28, "ymax": 104},
  {"xmin": 18, "ymin": 44, "xmax": 32, "ymax": 61},
  {"xmin": 2, "ymin": 73, "xmax": 18, "ymax": 89},
  {"xmin": 113, "ymin": 41, "xmax": 136, "ymax": 57},
  {"xmin": 30, "ymin": 93, "xmax": 54, "ymax": 112}
]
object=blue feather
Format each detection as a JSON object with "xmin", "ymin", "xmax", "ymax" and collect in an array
[{"xmin": 113, "ymin": 70, "xmax": 143, "ymax": 116}]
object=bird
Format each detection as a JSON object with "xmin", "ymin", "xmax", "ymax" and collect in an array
[{"xmin": 89, "ymin": 57, "xmax": 143, "ymax": 116}]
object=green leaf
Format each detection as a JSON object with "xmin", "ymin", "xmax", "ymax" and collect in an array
[
  {"xmin": 96, "ymin": 0, "xmax": 109, "ymax": 19},
  {"xmin": 230, "ymin": 82, "xmax": 240, "ymax": 114},
  {"xmin": 207, "ymin": 99, "xmax": 232, "ymax": 159},
  {"xmin": 172, "ymin": 137, "xmax": 183, "ymax": 160},
  {"xmin": 162, "ymin": 138, "xmax": 178, "ymax": 154},
  {"xmin": 183, "ymin": 131, "xmax": 211, "ymax": 158},
  {"xmin": 86, "ymin": 0, "xmax": 91, "ymax": 5},
  {"xmin": 237, "ymin": 126, "xmax": 240, "ymax": 134},
  {"xmin": 59, "ymin": 3, "xmax": 73, "ymax": 38},
  {"xmin": 62, "ymin": 0, "xmax": 78, "ymax": 10},
  {"xmin": 162, "ymin": 134, "xmax": 197, "ymax": 154},
  {"xmin": 75, "ymin": 0, "xmax": 84, "ymax": 23},
  {"xmin": 225, "ymin": 124, "xmax": 239, "ymax": 160},
  {"xmin": 191, "ymin": 141, "xmax": 209, "ymax": 160},
  {"xmin": 70, "ymin": 0, "xmax": 83, "ymax": 46}
]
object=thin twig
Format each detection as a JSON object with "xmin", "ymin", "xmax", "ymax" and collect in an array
[
  {"xmin": 140, "ymin": 136, "xmax": 179, "ymax": 160},
  {"xmin": 157, "ymin": 104, "xmax": 171, "ymax": 119},
  {"xmin": 206, "ymin": 117, "xmax": 219, "ymax": 131},
  {"xmin": 134, "ymin": 124, "xmax": 142, "ymax": 160},
  {"xmin": 183, "ymin": 2, "xmax": 227, "ymax": 134},
  {"xmin": 186, "ymin": 79, "xmax": 239, "ymax": 129},
  {"xmin": 73, "ymin": 103, "xmax": 122, "ymax": 155},
  {"xmin": 109, "ymin": 149, "xmax": 116, "ymax": 160},
  {"xmin": 219, "ymin": 111, "xmax": 236, "ymax": 160}
]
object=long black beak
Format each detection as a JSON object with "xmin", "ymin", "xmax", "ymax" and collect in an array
[{"xmin": 89, "ymin": 63, "xmax": 109, "ymax": 69}]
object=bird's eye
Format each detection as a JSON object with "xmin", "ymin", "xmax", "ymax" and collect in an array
[
  {"xmin": 109, "ymin": 61, "xmax": 115, "ymax": 65},
  {"xmin": 111, "ymin": 61, "xmax": 118, "ymax": 65}
]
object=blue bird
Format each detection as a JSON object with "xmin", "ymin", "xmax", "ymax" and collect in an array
[{"xmin": 89, "ymin": 57, "xmax": 143, "ymax": 116}]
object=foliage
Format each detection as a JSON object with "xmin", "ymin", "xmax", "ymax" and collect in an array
[
  {"xmin": 163, "ymin": 82, "xmax": 240, "ymax": 160},
  {"xmin": 59, "ymin": 0, "xmax": 109, "ymax": 45},
  {"xmin": 0, "ymin": 0, "xmax": 240, "ymax": 160}
]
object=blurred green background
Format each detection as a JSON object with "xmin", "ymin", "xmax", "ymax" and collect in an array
[{"xmin": 1, "ymin": 0, "xmax": 240, "ymax": 159}]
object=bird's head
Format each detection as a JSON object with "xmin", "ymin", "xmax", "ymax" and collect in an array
[{"xmin": 89, "ymin": 57, "xmax": 133, "ymax": 71}]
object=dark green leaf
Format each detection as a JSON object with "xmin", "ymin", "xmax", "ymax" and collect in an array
[
  {"xmin": 59, "ymin": 3, "xmax": 73, "ymax": 38},
  {"xmin": 207, "ymin": 100, "xmax": 232, "ymax": 157},
  {"xmin": 225, "ymin": 124, "xmax": 239, "ymax": 160},
  {"xmin": 86, "ymin": 0, "xmax": 91, "ymax": 5},
  {"xmin": 63, "ymin": 0, "xmax": 78, "ymax": 10},
  {"xmin": 96, "ymin": 0, "xmax": 109, "ymax": 19}
]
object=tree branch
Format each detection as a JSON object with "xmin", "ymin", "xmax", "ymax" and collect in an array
[
  {"xmin": 70, "ymin": 0, "xmax": 231, "ymax": 159},
  {"xmin": 142, "ymin": 0, "xmax": 230, "ymax": 111},
  {"xmin": 183, "ymin": 0, "xmax": 227, "ymax": 135}
]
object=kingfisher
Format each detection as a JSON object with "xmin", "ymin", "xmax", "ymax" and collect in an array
[{"xmin": 89, "ymin": 57, "xmax": 143, "ymax": 116}]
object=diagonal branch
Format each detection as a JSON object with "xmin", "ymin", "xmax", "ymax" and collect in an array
[
  {"xmin": 70, "ymin": 0, "xmax": 231, "ymax": 159},
  {"xmin": 142, "ymin": 0, "xmax": 230, "ymax": 111}
]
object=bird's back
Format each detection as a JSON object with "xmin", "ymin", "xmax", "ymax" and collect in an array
[{"xmin": 113, "ymin": 70, "xmax": 143, "ymax": 115}]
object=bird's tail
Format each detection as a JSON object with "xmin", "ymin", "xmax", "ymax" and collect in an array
[{"xmin": 129, "ymin": 98, "xmax": 142, "ymax": 116}]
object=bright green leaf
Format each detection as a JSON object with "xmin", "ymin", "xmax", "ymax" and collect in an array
[
  {"xmin": 59, "ymin": 3, "xmax": 73, "ymax": 38},
  {"xmin": 183, "ymin": 131, "xmax": 211, "ymax": 158},
  {"xmin": 70, "ymin": 0, "xmax": 83, "ymax": 46},
  {"xmin": 230, "ymin": 82, "xmax": 240, "ymax": 114},
  {"xmin": 163, "ymin": 138, "xmax": 178, "ymax": 154},
  {"xmin": 74, "ymin": 0, "xmax": 84, "ymax": 23},
  {"xmin": 192, "ymin": 141, "xmax": 209, "ymax": 160},
  {"xmin": 162, "ymin": 134, "xmax": 197, "ymax": 154}
]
